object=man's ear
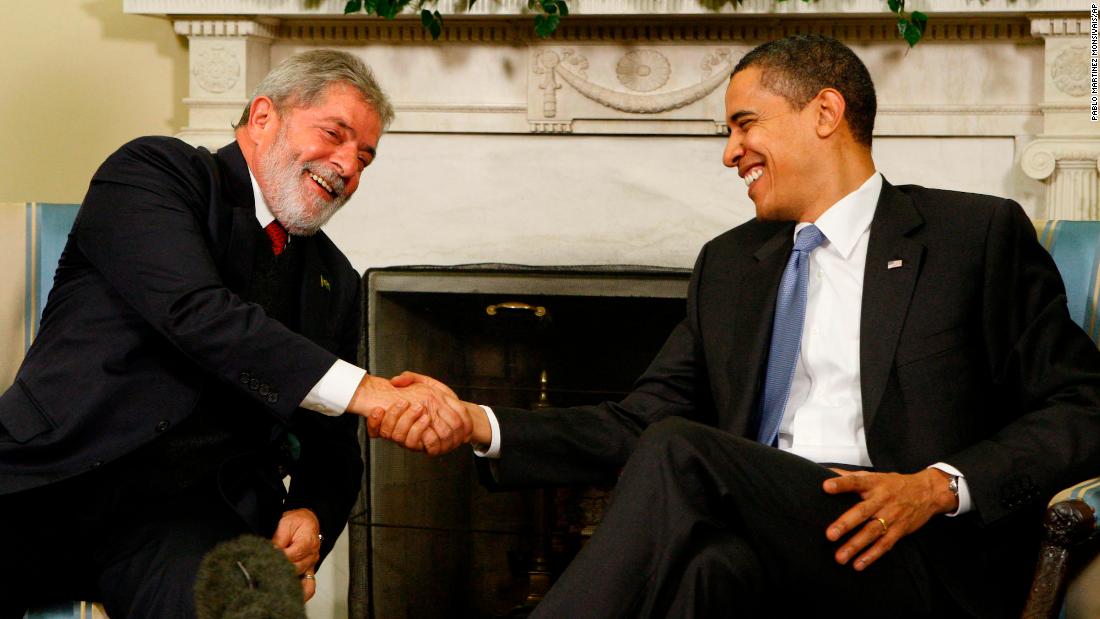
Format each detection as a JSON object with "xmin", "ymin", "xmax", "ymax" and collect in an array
[
  {"xmin": 812, "ymin": 88, "xmax": 847, "ymax": 140},
  {"xmin": 245, "ymin": 96, "xmax": 278, "ymax": 142}
]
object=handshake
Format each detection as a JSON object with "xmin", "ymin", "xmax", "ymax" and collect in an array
[{"xmin": 346, "ymin": 371, "xmax": 490, "ymax": 456}]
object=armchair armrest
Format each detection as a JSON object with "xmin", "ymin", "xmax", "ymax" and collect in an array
[{"xmin": 1022, "ymin": 477, "xmax": 1100, "ymax": 619}]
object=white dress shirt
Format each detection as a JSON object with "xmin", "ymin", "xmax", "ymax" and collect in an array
[
  {"xmin": 248, "ymin": 170, "xmax": 366, "ymax": 417},
  {"xmin": 477, "ymin": 172, "xmax": 970, "ymax": 515}
]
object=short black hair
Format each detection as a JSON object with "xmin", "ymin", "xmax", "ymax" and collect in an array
[{"xmin": 733, "ymin": 35, "xmax": 877, "ymax": 147}]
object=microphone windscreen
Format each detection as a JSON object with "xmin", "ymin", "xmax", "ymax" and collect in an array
[{"xmin": 194, "ymin": 534, "xmax": 307, "ymax": 619}]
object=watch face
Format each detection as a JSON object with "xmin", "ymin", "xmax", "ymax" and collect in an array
[{"xmin": 948, "ymin": 476, "xmax": 959, "ymax": 495}]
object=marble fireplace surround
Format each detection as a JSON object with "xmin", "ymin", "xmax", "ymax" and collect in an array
[{"xmin": 122, "ymin": 1, "xmax": 1098, "ymax": 616}]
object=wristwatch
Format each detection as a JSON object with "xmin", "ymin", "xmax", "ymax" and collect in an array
[{"xmin": 947, "ymin": 474, "xmax": 960, "ymax": 499}]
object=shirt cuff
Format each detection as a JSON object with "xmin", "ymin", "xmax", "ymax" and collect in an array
[
  {"xmin": 472, "ymin": 405, "xmax": 501, "ymax": 459},
  {"xmin": 300, "ymin": 359, "xmax": 366, "ymax": 416},
  {"xmin": 929, "ymin": 462, "xmax": 971, "ymax": 517}
]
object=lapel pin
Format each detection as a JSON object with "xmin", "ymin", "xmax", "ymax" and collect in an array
[
  {"xmin": 887, "ymin": 259, "xmax": 904, "ymax": 270},
  {"xmin": 320, "ymin": 275, "xmax": 331, "ymax": 291}
]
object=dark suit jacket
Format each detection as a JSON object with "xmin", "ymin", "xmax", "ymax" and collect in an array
[
  {"xmin": 489, "ymin": 179, "xmax": 1100, "ymax": 616},
  {"xmin": 0, "ymin": 137, "xmax": 362, "ymax": 559}
]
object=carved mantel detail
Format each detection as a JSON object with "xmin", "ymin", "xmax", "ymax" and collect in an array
[
  {"xmin": 1022, "ymin": 138, "xmax": 1100, "ymax": 220},
  {"xmin": 528, "ymin": 46, "xmax": 733, "ymax": 134}
]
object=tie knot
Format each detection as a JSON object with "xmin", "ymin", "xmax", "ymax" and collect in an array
[
  {"xmin": 794, "ymin": 224, "xmax": 826, "ymax": 253},
  {"xmin": 265, "ymin": 220, "xmax": 288, "ymax": 256}
]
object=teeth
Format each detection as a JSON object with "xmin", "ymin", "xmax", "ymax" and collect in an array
[
  {"xmin": 743, "ymin": 167, "xmax": 764, "ymax": 187},
  {"xmin": 310, "ymin": 173, "xmax": 334, "ymax": 194}
]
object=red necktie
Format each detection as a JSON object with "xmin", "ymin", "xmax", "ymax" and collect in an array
[{"xmin": 265, "ymin": 221, "xmax": 288, "ymax": 256}]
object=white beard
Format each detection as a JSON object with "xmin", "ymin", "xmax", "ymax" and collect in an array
[{"xmin": 258, "ymin": 126, "xmax": 349, "ymax": 237}]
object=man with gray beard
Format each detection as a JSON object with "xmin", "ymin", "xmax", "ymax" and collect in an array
[{"xmin": 0, "ymin": 50, "xmax": 470, "ymax": 618}]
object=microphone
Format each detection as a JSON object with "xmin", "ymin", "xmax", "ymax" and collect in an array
[{"xmin": 193, "ymin": 534, "xmax": 307, "ymax": 619}]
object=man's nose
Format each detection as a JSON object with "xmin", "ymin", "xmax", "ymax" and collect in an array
[
  {"xmin": 330, "ymin": 142, "xmax": 358, "ymax": 178},
  {"xmin": 722, "ymin": 132, "xmax": 742, "ymax": 169}
]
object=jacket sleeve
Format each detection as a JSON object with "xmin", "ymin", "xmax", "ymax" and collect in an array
[
  {"xmin": 946, "ymin": 200, "xmax": 1100, "ymax": 525},
  {"xmin": 489, "ymin": 246, "xmax": 716, "ymax": 488},
  {"xmin": 75, "ymin": 138, "xmax": 337, "ymax": 420}
]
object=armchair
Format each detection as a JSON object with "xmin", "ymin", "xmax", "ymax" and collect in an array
[{"xmin": 1022, "ymin": 220, "xmax": 1100, "ymax": 619}]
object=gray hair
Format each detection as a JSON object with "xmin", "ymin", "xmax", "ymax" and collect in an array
[{"xmin": 235, "ymin": 49, "xmax": 394, "ymax": 129}]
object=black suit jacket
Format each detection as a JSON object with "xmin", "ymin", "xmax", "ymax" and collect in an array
[
  {"xmin": 0, "ymin": 137, "xmax": 362, "ymax": 558},
  {"xmin": 490, "ymin": 180, "xmax": 1100, "ymax": 616}
]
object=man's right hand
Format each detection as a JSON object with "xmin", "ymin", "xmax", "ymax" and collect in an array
[
  {"xmin": 388, "ymin": 372, "xmax": 492, "ymax": 451},
  {"xmin": 346, "ymin": 374, "xmax": 471, "ymax": 455}
]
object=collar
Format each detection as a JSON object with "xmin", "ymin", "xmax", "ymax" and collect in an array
[
  {"xmin": 794, "ymin": 172, "xmax": 882, "ymax": 259},
  {"xmin": 248, "ymin": 166, "xmax": 276, "ymax": 229}
]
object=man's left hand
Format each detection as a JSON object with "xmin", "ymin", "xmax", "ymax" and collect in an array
[
  {"xmin": 822, "ymin": 468, "xmax": 958, "ymax": 571},
  {"xmin": 272, "ymin": 508, "xmax": 323, "ymax": 601}
]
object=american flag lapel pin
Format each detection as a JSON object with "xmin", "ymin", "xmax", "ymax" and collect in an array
[{"xmin": 887, "ymin": 259, "xmax": 904, "ymax": 270}]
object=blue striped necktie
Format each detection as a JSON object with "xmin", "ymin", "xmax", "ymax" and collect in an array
[{"xmin": 757, "ymin": 224, "xmax": 827, "ymax": 446}]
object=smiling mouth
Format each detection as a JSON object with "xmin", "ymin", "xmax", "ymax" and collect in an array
[
  {"xmin": 309, "ymin": 172, "xmax": 336, "ymax": 197},
  {"xmin": 741, "ymin": 165, "xmax": 764, "ymax": 188}
]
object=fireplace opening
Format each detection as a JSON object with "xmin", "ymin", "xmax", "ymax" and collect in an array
[{"xmin": 350, "ymin": 265, "xmax": 690, "ymax": 619}]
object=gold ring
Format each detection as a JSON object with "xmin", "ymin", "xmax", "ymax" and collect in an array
[
  {"xmin": 876, "ymin": 517, "xmax": 889, "ymax": 534},
  {"xmin": 303, "ymin": 572, "xmax": 316, "ymax": 581}
]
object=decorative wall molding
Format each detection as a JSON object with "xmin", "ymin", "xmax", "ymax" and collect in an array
[
  {"xmin": 879, "ymin": 104, "xmax": 1041, "ymax": 116},
  {"xmin": 534, "ymin": 48, "xmax": 730, "ymax": 117},
  {"xmin": 1021, "ymin": 138, "xmax": 1100, "ymax": 219},
  {"xmin": 1051, "ymin": 45, "xmax": 1091, "ymax": 97},
  {"xmin": 1022, "ymin": 138, "xmax": 1100, "ymax": 180},
  {"xmin": 173, "ymin": 18, "xmax": 279, "ymax": 39},
  {"xmin": 1030, "ymin": 17, "xmax": 1095, "ymax": 37},
  {"xmin": 527, "ymin": 45, "xmax": 732, "ymax": 134},
  {"xmin": 270, "ymin": 17, "xmax": 1035, "ymax": 44},
  {"xmin": 192, "ymin": 45, "xmax": 241, "ymax": 93},
  {"xmin": 123, "ymin": 0, "xmax": 1085, "ymax": 16}
]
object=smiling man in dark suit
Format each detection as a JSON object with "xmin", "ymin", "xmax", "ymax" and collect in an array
[
  {"xmin": 382, "ymin": 35, "xmax": 1100, "ymax": 616},
  {"xmin": 0, "ymin": 50, "xmax": 467, "ymax": 617}
]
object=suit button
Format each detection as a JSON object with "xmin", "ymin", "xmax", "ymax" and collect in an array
[
  {"xmin": 249, "ymin": 379, "xmax": 260, "ymax": 391},
  {"xmin": 239, "ymin": 372, "xmax": 251, "ymax": 384},
  {"xmin": 259, "ymin": 384, "xmax": 270, "ymax": 396},
  {"xmin": 155, "ymin": 420, "xmax": 170, "ymax": 432},
  {"xmin": 267, "ymin": 393, "xmax": 279, "ymax": 404}
]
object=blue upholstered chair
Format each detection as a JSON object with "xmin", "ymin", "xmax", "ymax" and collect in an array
[
  {"xmin": 1, "ymin": 204, "xmax": 106, "ymax": 619},
  {"xmin": 1022, "ymin": 220, "xmax": 1100, "ymax": 619}
]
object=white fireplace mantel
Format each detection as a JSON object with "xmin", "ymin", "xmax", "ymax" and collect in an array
[
  {"xmin": 127, "ymin": 0, "xmax": 1100, "ymax": 225},
  {"xmin": 125, "ymin": 0, "xmax": 1086, "ymax": 16}
]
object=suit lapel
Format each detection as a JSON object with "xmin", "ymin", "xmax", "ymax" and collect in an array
[
  {"xmin": 724, "ymin": 224, "xmax": 793, "ymax": 434},
  {"xmin": 860, "ymin": 181, "xmax": 925, "ymax": 431},
  {"xmin": 215, "ymin": 142, "xmax": 260, "ymax": 292}
]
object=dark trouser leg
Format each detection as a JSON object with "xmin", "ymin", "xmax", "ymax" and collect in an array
[
  {"xmin": 0, "ymin": 476, "xmax": 105, "ymax": 618},
  {"xmin": 657, "ymin": 529, "xmax": 767, "ymax": 618},
  {"xmin": 92, "ymin": 483, "xmax": 250, "ymax": 619},
  {"xmin": 532, "ymin": 417, "xmax": 945, "ymax": 618}
]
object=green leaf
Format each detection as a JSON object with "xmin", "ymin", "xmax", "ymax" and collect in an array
[
  {"xmin": 556, "ymin": 0, "xmax": 569, "ymax": 16},
  {"xmin": 421, "ymin": 8, "xmax": 433, "ymax": 27},
  {"xmin": 534, "ymin": 13, "xmax": 561, "ymax": 38},
  {"xmin": 541, "ymin": 0, "xmax": 558, "ymax": 13},
  {"xmin": 344, "ymin": 0, "xmax": 363, "ymax": 13},
  {"xmin": 431, "ymin": 10, "xmax": 443, "ymax": 39},
  {"xmin": 911, "ymin": 10, "xmax": 928, "ymax": 31},
  {"xmin": 897, "ymin": 17, "xmax": 922, "ymax": 47},
  {"xmin": 887, "ymin": 0, "xmax": 902, "ymax": 13}
]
